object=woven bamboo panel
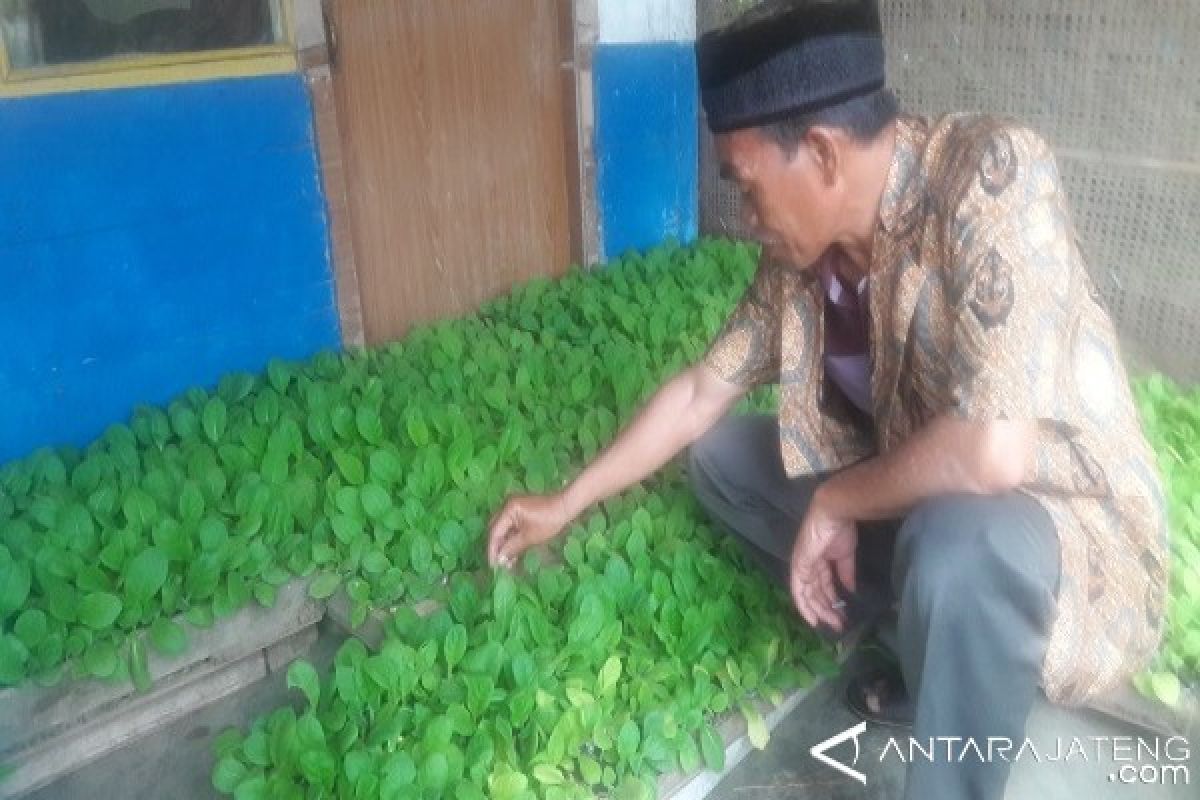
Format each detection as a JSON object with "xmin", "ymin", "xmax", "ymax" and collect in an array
[{"xmin": 697, "ymin": 0, "xmax": 1200, "ymax": 381}]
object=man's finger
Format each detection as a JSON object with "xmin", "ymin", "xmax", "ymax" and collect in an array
[
  {"xmin": 812, "ymin": 593, "xmax": 842, "ymax": 633},
  {"xmin": 487, "ymin": 506, "xmax": 515, "ymax": 565},
  {"xmin": 834, "ymin": 551, "xmax": 857, "ymax": 595},
  {"xmin": 793, "ymin": 574, "xmax": 826, "ymax": 633},
  {"xmin": 804, "ymin": 585, "xmax": 835, "ymax": 633},
  {"xmin": 495, "ymin": 529, "xmax": 526, "ymax": 571},
  {"xmin": 790, "ymin": 571, "xmax": 816, "ymax": 629},
  {"xmin": 816, "ymin": 561, "xmax": 838, "ymax": 608},
  {"xmin": 812, "ymin": 568, "xmax": 844, "ymax": 632},
  {"xmin": 795, "ymin": 593, "xmax": 817, "ymax": 630}
]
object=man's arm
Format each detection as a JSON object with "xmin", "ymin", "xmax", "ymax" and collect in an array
[
  {"xmin": 488, "ymin": 363, "xmax": 745, "ymax": 566},
  {"xmin": 558, "ymin": 363, "xmax": 745, "ymax": 519},
  {"xmin": 815, "ymin": 415, "xmax": 1036, "ymax": 523}
]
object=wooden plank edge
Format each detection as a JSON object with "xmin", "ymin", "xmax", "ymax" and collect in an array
[
  {"xmin": 659, "ymin": 685, "xmax": 813, "ymax": 800},
  {"xmin": 0, "ymin": 579, "xmax": 322, "ymax": 759},
  {"xmin": 0, "ymin": 653, "xmax": 268, "ymax": 799}
]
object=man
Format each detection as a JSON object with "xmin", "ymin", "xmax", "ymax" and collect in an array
[{"xmin": 487, "ymin": 1, "xmax": 1168, "ymax": 797}]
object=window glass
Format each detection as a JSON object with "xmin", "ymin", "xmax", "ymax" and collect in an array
[{"xmin": 1, "ymin": 0, "xmax": 284, "ymax": 71}]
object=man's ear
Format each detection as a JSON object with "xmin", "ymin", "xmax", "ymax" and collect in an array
[{"xmin": 802, "ymin": 126, "xmax": 841, "ymax": 187}]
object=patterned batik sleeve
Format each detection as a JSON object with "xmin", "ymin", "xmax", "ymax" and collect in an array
[
  {"xmin": 944, "ymin": 127, "xmax": 1074, "ymax": 423},
  {"xmin": 702, "ymin": 255, "xmax": 783, "ymax": 388}
]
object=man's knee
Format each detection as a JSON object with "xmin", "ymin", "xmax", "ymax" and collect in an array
[
  {"xmin": 685, "ymin": 415, "xmax": 767, "ymax": 492},
  {"xmin": 894, "ymin": 496, "xmax": 1014, "ymax": 618},
  {"xmin": 893, "ymin": 494, "xmax": 1058, "ymax": 623}
]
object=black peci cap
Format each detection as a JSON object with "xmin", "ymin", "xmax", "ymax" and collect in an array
[{"xmin": 697, "ymin": 0, "xmax": 886, "ymax": 133}]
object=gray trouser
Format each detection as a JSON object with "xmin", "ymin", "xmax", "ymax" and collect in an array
[{"xmin": 686, "ymin": 415, "xmax": 1061, "ymax": 800}]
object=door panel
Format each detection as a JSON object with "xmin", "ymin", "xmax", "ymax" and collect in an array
[{"xmin": 330, "ymin": 0, "xmax": 576, "ymax": 343}]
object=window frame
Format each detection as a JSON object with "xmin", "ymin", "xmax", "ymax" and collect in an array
[{"xmin": 0, "ymin": 0, "xmax": 297, "ymax": 98}]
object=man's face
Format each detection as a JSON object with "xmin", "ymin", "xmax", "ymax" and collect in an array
[{"xmin": 716, "ymin": 128, "xmax": 837, "ymax": 269}]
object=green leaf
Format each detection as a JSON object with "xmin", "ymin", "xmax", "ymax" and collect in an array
[
  {"xmin": 198, "ymin": 518, "xmax": 229, "ymax": 552},
  {"xmin": 0, "ymin": 635, "xmax": 28, "ymax": 685},
  {"xmin": 0, "ymin": 553, "xmax": 32, "ymax": 615},
  {"xmin": 202, "ymin": 398, "xmax": 228, "ymax": 443},
  {"xmin": 58, "ymin": 503, "xmax": 96, "ymax": 549},
  {"xmin": 287, "ymin": 660, "xmax": 321, "ymax": 710},
  {"xmin": 243, "ymin": 730, "xmax": 271, "ymax": 767},
  {"xmin": 597, "ymin": 655, "xmax": 622, "ymax": 695},
  {"xmin": 532, "ymin": 764, "xmax": 564, "ymax": 785},
  {"xmin": 616, "ymin": 719, "xmax": 640, "ymax": 761},
  {"xmin": 266, "ymin": 359, "xmax": 292, "ymax": 393},
  {"xmin": 405, "ymin": 411, "xmax": 431, "ymax": 448},
  {"xmin": 488, "ymin": 768, "xmax": 528, "ymax": 800},
  {"xmin": 184, "ymin": 604, "xmax": 214, "ymax": 628},
  {"xmin": 409, "ymin": 535, "xmax": 434, "ymax": 576},
  {"xmin": 419, "ymin": 751, "xmax": 449, "ymax": 792},
  {"xmin": 510, "ymin": 652, "xmax": 535, "ymax": 689},
  {"xmin": 331, "ymin": 514, "xmax": 364, "ymax": 546},
  {"xmin": 308, "ymin": 574, "xmax": 341, "ymax": 600},
  {"xmin": 570, "ymin": 372, "xmax": 592, "ymax": 403},
  {"xmin": 13, "ymin": 609, "xmax": 48, "ymax": 649},
  {"xmin": 362, "ymin": 550, "xmax": 391, "ymax": 575},
  {"xmin": 129, "ymin": 635, "xmax": 152, "ymax": 692},
  {"xmin": 577, "ymin": 755, "xmax": 602, "ymax": 785},
  {"xmin": 699, "ymin": 723, "xmax": 725, "ymax": 771},
  {"xmin": 677, "ymin": 732, "xmax": 701, "ymax": 773},
  {"xmin": 83, "ymin": 640, "xmax": 120, "ymax": 678},
  {"xmin": 740, "ymin": 701, "xmax": 769, "ymax": 750},
  {"xmin": 233, "ymin": 774, "xmax": 267, "ymax": 800},
  {"xmin": 356, "ymin": 407, "xmax": 385, "ymax": 445},
  {"xmin": 252, "ymin": 582, "xmax": 277, "ymax": 609},
  {"xmin": 213, "ymin": 754, "xmax": 248, "ymax": 794},
  {"xmin": 149, "ymin": 618, "xmax": 189, "ymax": 657},
  {"xmin": 1150, "ymin": 672, "xmax": 1182, "ymax": 707},
  {"xmin": 444, "ymin": 624, "xmax": 467, "ymax": 671},
  {"xmin": 79, "ymin": 592, "xmax": 123, "ymax": 630},
  {"xmin": 122, "ymin": 487, "xmax": 158, "ymax": 530},
  {"xmin": 361, "ymin": 484, "xmax": 393, "ymax": 521},
  {"xmin": 381, "ymin": 752, "xmax": 417, "ymax": 797},
  {"xmin": 333, "ymin": 450, "xmax": 366, "ymax": 485},
  {"xmin": 124, "ymin": 547, "xmax": 169, "ymax": 603}
]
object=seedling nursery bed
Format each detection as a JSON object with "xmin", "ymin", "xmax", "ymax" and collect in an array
[{"xmin": 0, "ymin": 241, "xmax": 1195, "ymax": 798}]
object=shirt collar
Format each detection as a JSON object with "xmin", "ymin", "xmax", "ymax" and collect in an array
[{"xmin": 818, "ymin": 252, "xmax": 868, "ymax": 306}]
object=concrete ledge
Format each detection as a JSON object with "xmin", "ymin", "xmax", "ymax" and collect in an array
[
  {"xmin": 0, "ymin": 581, "xmax": 323, "ymax": 798},
  {"xmin": 660, "ymin": 687, "xmax": 813, "ymax": 800},
  {"xmin": 324, "ymin": 587, "xmax": 441, "ymax": 651},
  {"xmin": 1, "ymin": 653, "xmax": 267, "ymax": 798},
  {"xmin": 0, "ymin": 579, "xmax": 321, "ymax": 759}
]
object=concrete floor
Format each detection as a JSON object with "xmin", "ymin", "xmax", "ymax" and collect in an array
[
  {"xmin": 711, "ymin": 651, "xmax": 1198, "ymax": 800},
  {"xmin": 29, "ymin": 624, "xmax": 1198, "ymax": 800}
]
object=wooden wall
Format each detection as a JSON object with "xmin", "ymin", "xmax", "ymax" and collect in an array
[{"xmin": 330, "ymin": 0, "xmax": 579, "ymax": 344}]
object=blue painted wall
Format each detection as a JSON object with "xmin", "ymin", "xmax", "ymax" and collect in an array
[
  {"xmin": 593, "ymin": 43, "xmax": 698, "ymax": 261},
  {"xmin": 0, "ymin": 75, "xmax": 341, "ymax": 463}
]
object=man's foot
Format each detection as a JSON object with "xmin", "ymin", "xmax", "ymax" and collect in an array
[{"xmin": 845, "ymin": 659, "xmax": 914, "ymax": 729}]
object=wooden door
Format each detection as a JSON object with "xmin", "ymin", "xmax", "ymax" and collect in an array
[{"xmin": 328, "ymin": 0, "xmax": 579, "ymax": 344}]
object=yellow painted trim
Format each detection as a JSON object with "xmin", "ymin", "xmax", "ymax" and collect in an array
[
  {"xmin": 0, "ymin": 52, "xmax": 297, "ymax": 98},
  {"xmin": 0, "ymin": 1, "xmax": 298, "ymax": 99}
]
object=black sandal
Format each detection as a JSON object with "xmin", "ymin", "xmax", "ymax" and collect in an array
[{"xmin": 845, "ymin": 660, "xmax": 914, "ymax": 729}]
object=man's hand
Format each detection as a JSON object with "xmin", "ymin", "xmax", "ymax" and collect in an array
[
  {"xmin": 790, "ymin": 491, "xmax": 858, "ymax": 634},
  {"xmin": 487, "ymin": 493, "xmax": 573, "ymax": 569}
]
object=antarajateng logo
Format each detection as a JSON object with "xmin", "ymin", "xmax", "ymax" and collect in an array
[{"xmin": 810, "ymin": 723, "xmax": 1191, "ymax": 786}]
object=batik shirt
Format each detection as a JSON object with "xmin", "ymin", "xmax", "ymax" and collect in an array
[{"xmin": 704, "ymin": 113, "xmax": 1169, "ymax": 706}]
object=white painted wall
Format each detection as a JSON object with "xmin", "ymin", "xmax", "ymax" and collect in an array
[{"xmin": 597, "ymin": 0, "xmax": 696, "ymax": 44}]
